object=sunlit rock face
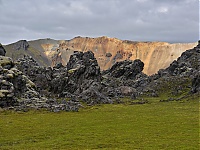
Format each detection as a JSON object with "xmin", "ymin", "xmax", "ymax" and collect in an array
[
  {"xmin": 5, "ymin": 37, "xmax": 196, "ymax": 75},
  {"xmin": 48, "ymin": 36, "xmax": 196, "ymax": 75}
]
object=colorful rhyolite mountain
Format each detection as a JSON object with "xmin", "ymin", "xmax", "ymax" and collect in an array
[{"xmin": 4, "ymin": 36, "xmax": 196, "ymax": 75}]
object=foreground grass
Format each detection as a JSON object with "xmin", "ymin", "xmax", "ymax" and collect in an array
[{"xmin": 0, "ymin": 99, "xmax": 199, "ymax": 149}]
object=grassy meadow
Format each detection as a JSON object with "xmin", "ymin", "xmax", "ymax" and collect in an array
[{"xmin": 0, "ymin": 97, "xmax": 199, "ymax": 150}]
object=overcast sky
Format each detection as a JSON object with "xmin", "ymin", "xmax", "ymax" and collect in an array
[{"xmin": 0, "ymin": 0, "xmax": 199, "ymax": 44}]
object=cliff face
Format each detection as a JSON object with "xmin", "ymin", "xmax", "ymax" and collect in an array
[
  {"xmin": 4, "ymin": 37, "xmax": 196, "ymax": 75},
  {"xmin": 42, "ymin": 36, "xmax": 196, "ymax": 75}
]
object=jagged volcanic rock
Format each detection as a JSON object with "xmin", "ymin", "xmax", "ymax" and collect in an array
[
  {"xmin": 141, "ymin": 41, "xmax": 200, "ymax": 96},
  {"xmin": 0, "ymin": 55, "xmax": 81, "ymax": 112},
  {"xmin": 103, "ymin": 59, "xmax": 144, "ymax": 80},
  {"xmin": 67, "ymin": 51, "xmax": 101, "ymax": 83},
  {"xmin": 165, "ymin": 47, "xmax": 199, "ymax": 76},
  {"xmin": 14, "ymin": 50, "xmax": 149, "ymax": 104},
  {"xmin": 156, "ymin": 40, "xmax": 200, "ymax": 77},
  {"xmin": 52, "ymin": 51, "xmax": 111, "ymax": 104},
  {"xmin": 0, "ymin": 56, "xmax": 41, "ymax": 107},
  {"xmin": 15, "ymin": 51, "xmax": 111, "ymax": 104}
]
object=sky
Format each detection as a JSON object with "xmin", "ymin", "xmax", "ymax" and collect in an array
[{"xmin": 0, "ymin": 0, "xmax": 199, "ymax": 44}]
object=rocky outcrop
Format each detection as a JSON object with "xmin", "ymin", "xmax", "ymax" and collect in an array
[
  {"xmin": 67, "ymin": 51, "xmax": 101, "ymax": 82},
  {"xmin": 156, "ymin": 40, "xmax": 200, "ymax": 77},
  {"xmin": 0, "ymin": 56, "xmax": 40, "ymax": 107},
  {"xmin": 104, "ymin": 59, "xmax": 144, "ymax": 79},
  {"xmin": 101, "ymin": 59, "xmax": 148, "ymax": 99},
  {"xmin": 14, "ymin": 51, "xmax": 110, "ymax": 104},
  {"xmin": 13, "ymin": 40, "xmax": 29, "ymax": 51},
  {"xmin": 0, "ymin": 44, "xmax": 6, "ymax": 56},
  {"xmin": 50, "ymin": 51, "xmax": 111, "ymax": 104},
  {"xmin": 140, "ymin": 41, "xmax": 200, "ymax": 97},
  {"xmin": 0, "ymin": 55, "xmax": 81, "ymax": 112},
  {"xmin": 15, "ymin": 55, "xmax": 52, "ymax": 92},
  {"xmin": 50, "ymin": 52, "xmax": 92, "ymax": 94}
]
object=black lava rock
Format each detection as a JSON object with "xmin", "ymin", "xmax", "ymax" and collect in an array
[{"xmin": 105, "ymin": 59, "xmax": 144, "ymax": 79}]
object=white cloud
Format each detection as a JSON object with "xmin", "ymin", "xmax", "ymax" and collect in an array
[{"xmin": 157, "ymin": 6, "xmax": 168, "ymax": 13}]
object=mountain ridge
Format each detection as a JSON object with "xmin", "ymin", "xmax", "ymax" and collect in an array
[{"xmin": 3, "ymin": 36, "xmax": 197, "ymax": 75}]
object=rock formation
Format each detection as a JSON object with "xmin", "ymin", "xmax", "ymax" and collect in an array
[
  {"xmin": 0, "ymin": 54, "xmax": 81, "ymax": 111},
  {"xmin": 141, "ymin": 40, "xmax": 200, "ymax": 97},
  {"xmin": 0, "ymin": 55, "xmax": 40, "ymax": 107},
  {"xmin": 15, "ymin": 51, "xmax": 111, "ymax": 104},
  {"xmin": 14, "ymin": 50, "xmax": 147, "ymax": 104},
  {"xmin": 157, "ymin": 40, "xmax": 200, "ymax": 77},
  {"xmin": 104, "ymin": 59, "xmax": 144, "ymax": 79},
  {"xmin": 13, "ymin": 40, "xmax": 29, "ymax": 51}
]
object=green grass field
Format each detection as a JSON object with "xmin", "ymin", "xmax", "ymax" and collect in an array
[{"xmin": 0, "ymin": 98, "xmax": 199, "ymax": 150}]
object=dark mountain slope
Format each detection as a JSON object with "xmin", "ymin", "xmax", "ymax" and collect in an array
[{"xmin": 4, "ymin": 40, "xmax": 51, "ymax": 66}]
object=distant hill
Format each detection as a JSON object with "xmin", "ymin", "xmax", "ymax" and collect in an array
[
  {"xmin": 4, "ymin": 40, "xmax": 51, "ymax": 66},
  {"xmin": 3, "ymin": 36, "xmax": 197, "ymax": 75}
]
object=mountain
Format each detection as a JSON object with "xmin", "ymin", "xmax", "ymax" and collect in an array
[
  {"xmin": 3, "ymin": 36, "xmax": 196, "ymax": 75},
  {"xmin": 4, "ymin": 40, "xmax": 51, "ymax": 66}
]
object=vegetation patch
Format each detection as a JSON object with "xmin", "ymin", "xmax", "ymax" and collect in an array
[{"xmin": 0, "ymin": 97, "xmax": 199, "ymax": 150}]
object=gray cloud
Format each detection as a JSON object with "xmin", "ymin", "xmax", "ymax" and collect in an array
[{"xmin": 0, "ymin": 0, "xmax": 198, "ymax": 44}]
